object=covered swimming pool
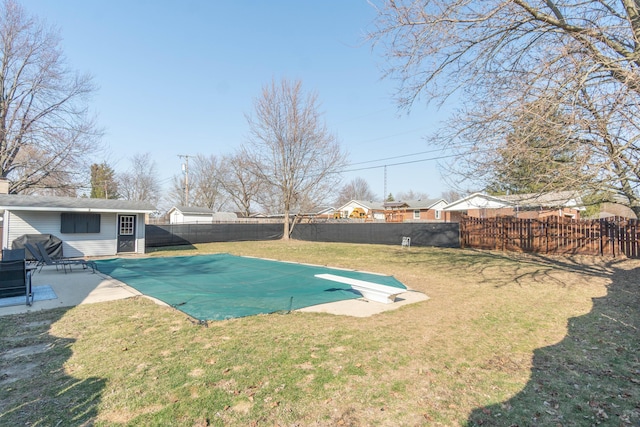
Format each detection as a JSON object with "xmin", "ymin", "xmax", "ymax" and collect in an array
[{"xmin": 94, "ymin": 253, "xmax": 407, "ymax": 321}]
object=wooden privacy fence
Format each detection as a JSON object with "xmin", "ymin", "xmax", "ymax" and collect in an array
[{"xmin": 460, "ymin": 216, "xmax": 639, "ymax": 258}]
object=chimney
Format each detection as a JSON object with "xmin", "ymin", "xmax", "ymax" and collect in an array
[{"xmin": 0, "ymin": 178, "xmax": 9, "ymax": 194}]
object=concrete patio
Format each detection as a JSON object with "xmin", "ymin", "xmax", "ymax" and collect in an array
[{"xmin": 0, "ymin": 264, "xmax": 142, "ymax": 316}]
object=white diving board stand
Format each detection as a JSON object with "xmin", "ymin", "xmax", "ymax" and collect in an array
[{"xmin": 315, "ymin": 273, "xmax": 404, "ymax": 304}]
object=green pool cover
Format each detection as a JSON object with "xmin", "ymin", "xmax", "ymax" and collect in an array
[{"xmin": 94, "ymin": 253, "xmax": 406, "ymax": 321}]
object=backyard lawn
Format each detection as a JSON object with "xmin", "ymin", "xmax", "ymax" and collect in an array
[{"xmin": 1, "ymin": 241, "xmax": 638, "ymax": 426}]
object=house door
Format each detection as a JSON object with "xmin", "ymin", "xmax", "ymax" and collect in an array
[{"xmin": 117, "ymin": 215, "xmax": 136, "ymax": 253}]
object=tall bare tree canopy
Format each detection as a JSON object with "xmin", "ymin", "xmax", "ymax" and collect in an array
[
  {"xmin": 218, "ymin": 153, "xmax": 261, "ymax": 217},
  {"xmin": 188, "ymin": 154, "xmax": 226, "ymax": 210},
  {"xmin": 0, "ymin": 0, "xmax": 100, "ymax": 194},
  {"xmin": 243, "ymin": 79, "xmax": 348, "ymax": 238},
  {"xmin": 370, "ymin": 0, "xmax": 640, "ymax": 216},
  {"xmin": 118, "ymin": 153, "xmax": 160, "ymax": 206},
  {"xmin": 336, "ymin": 177, "xmax": 377, "ymax": 205}
]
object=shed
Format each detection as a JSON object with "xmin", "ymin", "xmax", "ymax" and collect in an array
[
  {"xmin": 0, "ymin": 194, "xmax": 156, "ymax": 257},
  {"xmin": 167, "ymin": 206, "xmax": 240, "ymax": 224},
  {"xmin": 168, "ymin": 205, "xmax": 215, "ymax": 224}
]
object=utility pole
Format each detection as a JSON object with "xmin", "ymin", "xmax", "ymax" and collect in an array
[
  {"xmin": 178, "ymin": 154, "xmax": 191, "ymax": 206},
  {"xmin": 383, "ymin": 165, "xmax": 387, "ymax": 201}
]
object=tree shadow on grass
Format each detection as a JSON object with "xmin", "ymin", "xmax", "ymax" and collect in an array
[
  {"xmin": 467, "ymin": 255, "xmax": 640, "ymax": 426},
  {"xmin": 0, "ymin": 308, "xmax": 105, "ymax": 425}
]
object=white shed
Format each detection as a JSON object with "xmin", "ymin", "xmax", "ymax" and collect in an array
[
  {"xmin": 0, "ymin": 195, "xmax": 155, "ymax": 257},
  {"xmin": 167, "ymin": 205, "xmax": 215, "ymax": 224}
]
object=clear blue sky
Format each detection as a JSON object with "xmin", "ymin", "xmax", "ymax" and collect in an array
[{"xmin": 23, "ymin": 0, "xmax": 455, "ymax": 207}]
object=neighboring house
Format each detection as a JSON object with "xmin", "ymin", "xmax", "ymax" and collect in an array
[
  {"xmin": 442, "ymin": 191, "xmax": 584, "ymax": 222},
  {"xmin": 334, "ymin": 200, "xmax": 386, "ymax": 220},
  {"xmin": 597, "ymin": 202, "xmax": 637, "ymax": 219},
  {"xmin": 334, "ymin": 199, "xmax": 448, "ymax": 222},
  {"xmin": 300, "ymin": 206, "xmax": 335, "ymax": 220},
  {"xmin": 382, "ymin": 199, "xmax": 448, "ymax": 222},
  {"xmin": 168, "ymin": 206, "xmax": 240, "ymax": 224},
  {"xmin": 593, "ymin": 195, "xmax": 638, "ymax": 219},
  {"xmin": 0, "ymin": 193, "xmax": 155, "ymax": 257}
]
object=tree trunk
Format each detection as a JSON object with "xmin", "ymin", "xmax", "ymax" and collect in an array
[{"xmin": 282, "ymin": 206, "xmax": 290, "ymax": 240}]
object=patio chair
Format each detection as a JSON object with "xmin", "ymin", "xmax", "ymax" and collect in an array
[
  {"xmin": 23, "ymin": 243, "xmax": 48, "ymax": 272},
  {"xmin": 36, "ymin": 242, "xmax": 96, "ymax": 273},
  {"xmin": 24, "ymin": 242, "xmax": 72, "ymax": 273},
  {"xmin": 0, "ymin": 259, "xmax": 33, "ymax": 306},
  {"xmin": 2, "ymin": 248, "xmax": 26, "ymax": 261}
]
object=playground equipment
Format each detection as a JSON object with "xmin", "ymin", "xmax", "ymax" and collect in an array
[{"xmin": 349, "ymin": 207, "xmax": 366, "ymax": 219}]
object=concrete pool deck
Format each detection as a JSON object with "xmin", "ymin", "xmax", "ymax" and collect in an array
[{"xmin": 0, "ymin": 264, "xmax": 428, "ymax": 318}]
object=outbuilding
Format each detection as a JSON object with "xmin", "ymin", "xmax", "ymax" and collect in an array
[
  {"xmin": 0, "ymin": 193, "xmax": 155, "ymax": 257},
  {"xmin": 167, "ymin": 205, "xmax": 241, "ymax": 224}
]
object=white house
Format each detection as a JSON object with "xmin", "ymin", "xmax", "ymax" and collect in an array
[
  {"xmin": 334, "ymin": 200, "xmax": 386, "ymax": 220},
  {"xmin": 0, "ymin": 194, "xmax": 155, "ymax": 257},
  {"xmin": 167, "ymin": 206, "xmax": 238, "ymax": 224},
  {"xmin": 442, "ymin": 191, "xmax": 584, "ymax": 222},
  {"xmin": 334, "ymin": 199, "xmax": 448, "ymax": 222}
]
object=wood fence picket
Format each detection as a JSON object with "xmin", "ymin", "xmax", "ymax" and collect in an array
[{"xmin": 460, "ymin": 216, "xmax": 640, "ymax": 258}]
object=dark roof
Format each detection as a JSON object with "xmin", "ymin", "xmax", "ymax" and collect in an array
[
  {"xmin": 383, "ymin": 201, "xmax": 410, "ymax": 209},
  {"xmin": 0, "ymin": 194, "xmax": 156, "ymax": 213}
]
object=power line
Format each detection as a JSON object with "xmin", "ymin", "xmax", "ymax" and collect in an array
[
  {"xmin": 346, "ymin": 142, "xmax": 477, "ymax": 167},
  {"xmin": 341, "ymin": 148, "xmax": 492, "ymax": 174}
]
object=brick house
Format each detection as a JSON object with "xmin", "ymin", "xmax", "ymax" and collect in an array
[
  {"xmin": 334, "ymin": 199, "xmax": 448, "ymax": 222},
  {"xmin": 442, "ymin": 192, "xmax": 584, "ymax": 222}
]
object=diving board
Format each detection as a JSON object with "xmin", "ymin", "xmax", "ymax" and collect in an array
[{"xmin": 315, "ymin": 273, "xmax": 404, "ymax": 304}]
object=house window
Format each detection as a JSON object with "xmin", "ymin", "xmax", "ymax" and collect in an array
[
  {"xmin": 119, "ymin": 215, "xmax": 135, "ymax": 235},
  {"xmin": 61, "ymin": 213, "xmax": 100, "ymax": 233},
  {"xmin": 435, "ymin": 210, "xmax": 441, "ymax": 220},
  {"xmin": 413, "ymin": 210, "xmax": 420, "ymax": 219}
]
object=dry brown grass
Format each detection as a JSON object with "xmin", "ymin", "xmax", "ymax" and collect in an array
[{"xmin": 1, "ymin": 241, "xmax": 638, "ymax": 426}]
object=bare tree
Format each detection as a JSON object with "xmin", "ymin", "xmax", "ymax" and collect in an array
[
  {"xmin": 218, "ymin": 153, "xmax": 261, "ymax": 217},
  {"xmin": 167, "ymin": 154, "xmax": 229, "ymax": 210},
  {"xmin": 243, "ymin": 79, "xmax": 348, "ymax": 238},
  {"xmin": 0, "ymin": 0, "xmax": 101, "ymax": 194},
  {"xmin": 370, "ymin": 0, "xmax": 640, "ymax": 216},
  {"xmin": 168, "ymin": 175, "xmax": 187, "ymax": 206},
  {"xmin": 440, "ymin": 189, "xmax": 463, "ymax": 203},
  {"xmin": 189, "ymin": 154, "xmax": 227, "ymax": 210},
  {"xmin": 336, "ymin": 177, "xmax": 377, "ymax": 205},
  {"xmin": 396, "ymin": 189, "xmax": 430, "ymax": 201},
  {"xmin": 118, "ymin": 153, "xmax": 160, "ymax": 206}
]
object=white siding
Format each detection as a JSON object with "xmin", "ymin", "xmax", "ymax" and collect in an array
[
  {"xmin": 185, "ymin": 214, "xmax": 213, "ymax": 223},
  {"xmin": 432, "ymin": 200, "xmax": 448, "ymax": 211},
  {"xmin": 444, "ymin": 195, "xmax": 508, "ymax": 211},
  {"xmin": 135, "ymin": 213, "xmax": 146, "ymax": 254},
  {"xmin": 6, "ymin": 211, "xmax": 118, "ymax": 257},
  {"xmin": 337, "ymin": 201, "xmax": 370, "ymax": 218},
  {"xmin": 170, "ymin": 210, "xmax": 184, "ymax": 224},
  {"xmin": 170, "ymin": 212, "xmax": 213, "ymax": 224}
]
